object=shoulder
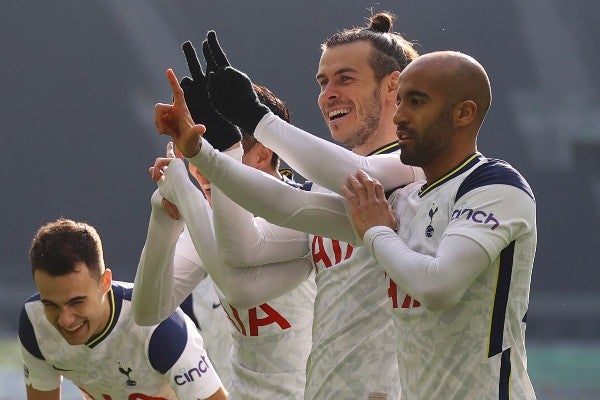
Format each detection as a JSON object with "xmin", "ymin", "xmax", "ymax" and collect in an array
[
  {"xmin": 148, "ymin": 309, "xmax": 190, "ymax": 373},
  {"xmin": 18, "ymin": 294, "xmax": 44, "ymax": 360},
  {"xmin": 456, "ymin": 158, "xmax": 534, "ymax": 202}
]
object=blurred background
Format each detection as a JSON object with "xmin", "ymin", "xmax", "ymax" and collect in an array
[{"xmin": 1, "ymin": 1, "xmax": 599, "ymax": 398}]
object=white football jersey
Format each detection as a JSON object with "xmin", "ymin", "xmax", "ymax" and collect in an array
[
  {"xmin": 303, "ymin": 143, "xmax": 403, "ymax": 400},
  {"xmin": 386, "ymin": 154, "xmax": 537, "ymax": 399},
  {"xmin": 186, "ymin": 274, "xmax": 235, "ymax": 390},
  {"xmin": 19, "ymin": 281, "xmax": 222, "ymax": 400},
  {"xmin": 177, "ymin": 228, "xmax": 317, "ymax": 400}
]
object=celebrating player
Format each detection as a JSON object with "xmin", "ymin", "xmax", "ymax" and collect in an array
[
  {"xmin": 134, "ymin": 38, "xmax": 316, "ymax": 399},
  {"xmin": 18, "ymin": 218, "xmax": 227, "ymax": 400}
]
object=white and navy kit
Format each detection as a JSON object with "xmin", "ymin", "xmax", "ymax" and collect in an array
[
  {"xmin": 302, "ymin": 142, "xmax": 402, "ymax": 400},
  {"xmin": 368, "ymin": 153, "xmax": 537, "ymax": 399},
  {"xmin": 176, "ymin": 227, "xmax": 316, "ymax": 400},
  {"xmin": 187, "ymin": 115, "xmax": 423, "ymax": 400},
  {"xmin": 19, "ymin": 281, "xmax": 223, "ymax": 400},
  {"xmin": 179, "ymin": 267, "xmax": 235, "ymax": 390},
  {"xmin": 135, "ymin": 154, "xmax": 316, "ymax": 400}
]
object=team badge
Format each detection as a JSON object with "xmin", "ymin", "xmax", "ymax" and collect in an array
[
  {"xmin": 118, "ymin": 361, "xmax": 137, "ymax": 386},
  {"xmin": 425, "ymin": 203, "xmax": 438, "ymax": 237}
]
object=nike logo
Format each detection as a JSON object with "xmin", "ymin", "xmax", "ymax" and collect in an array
[
  {"xmin": 52, "ymin": 364, "xmax": 74, "ymax": 372},
  {"xmin": 212, "ymin": 302, "xmax": 222, "ymax": 309}
]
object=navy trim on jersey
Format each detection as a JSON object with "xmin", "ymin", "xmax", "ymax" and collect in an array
[
  {"xmin": 18, "ymin": 294, "xmax": 44, "ymax": 360},
  {"xmin": 419, "ymin": 153, "xmax": 481, "ymax": 198},
  {"xmin": 488, "ymin": 241, "xmax": 515, "ymax": 357},
  {"xmin": 180, "ymin": 294, "xmax": 201, "ymax": 330},
  {"xmin": 499, "ymin": 348, "xmax": 512, "ymax": 399},
  {"xmin": 281, "ymin": 173, "xmax": 303, "ymax": 189},
  {"xmin": 86, "ymin": 284, "xmax": 125, "ymax": 348},
  {"xmin": 455, "ymin": 159, "xmax": 534, "ymax": 203},
  {"xmin": 149, "ymin": 309, "xmax": 188, "ymax": 374}
]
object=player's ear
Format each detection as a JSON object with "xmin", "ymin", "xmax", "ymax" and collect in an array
[
  {"xmin": 256, "ymin": 143, "xmax": 273, "ymax": 166},
  {"xmin": 454, "ymin": 100, "xmax": 477, "ymax": 127},
  {"xmin": 100, "ymin": 268, "xmax": 112, "ymax": 293},
  {"xmin": 384, "ymin": 71, "xmax": 401, "ymax": 100}
]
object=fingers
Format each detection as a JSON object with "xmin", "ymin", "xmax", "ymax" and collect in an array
[
  {"xmin": 166, "ymin": 69, "xmax": 185, "ymax": 105},
  {"xmin": 202, "ymin": 40, "xmax": 218, "ymax": 73},
  {"xmin": 150, "ymin": 157, "xmax": 174, "ymax": 181},
  {"xmin": 166, "ymin": 142, "xmax": 176, "ymax": 158},
  {"xmin": 341, "ymin": 184, "xmax": 359, "ymax": 207},
  {"xmin": 154, "ymin": 103, "xmax": 172, "ymax": 134},
  {"xmin": 206, "ymin": 30, "xmax": 230, "ymax": 67},
  {"xmin": 354, "ymin": 170, "xmax": 379, "ymax": 200},
  {"xmin": 182, "ymin": 41, "xmax": 205, "ymax": 81}
]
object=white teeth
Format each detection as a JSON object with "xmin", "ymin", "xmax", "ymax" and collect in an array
[
  {"xmin": 328, "ymin": 108, "xmax": 350, "ymax": 119},
  {"xmin": 65, "ymin": 322, "xmax": 83, "ymax": 332}
]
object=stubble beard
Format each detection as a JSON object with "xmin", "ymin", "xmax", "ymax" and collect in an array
[
  {"xmin": 400, "ymin": 106, "xmax": 455, "ymax": 167},
  {"xmin": 329, "ymin": 89, "xmax": 382, "ymax": 150}
]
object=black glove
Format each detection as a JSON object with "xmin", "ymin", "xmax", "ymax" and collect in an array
[
  {"xmin": 180, "ymin": 40, "xmax": 241, "ymax": 151},
  {"xmin": 203, "ymin": 30, "xmax": 270, "ymax": 135}
]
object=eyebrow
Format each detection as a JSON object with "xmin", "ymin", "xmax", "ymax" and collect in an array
[
  {"xmin": 316, "ymin": 67, "xmax": 358, "ymax": 81},
  {"xmin": 41, "ymin": 296, "xmax": 87, "ymax": 306},
  {"xmin": 406, "ymin": 89, "xmax": 429, "ymax": 99}
]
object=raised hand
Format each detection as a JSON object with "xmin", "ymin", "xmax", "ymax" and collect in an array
[
  {"xmin": 181, "ymin": 40, "xmax": 241, "ymax": 151},
  {"xmin": 154, "ymin": 68, "xmax": 206, "ymax": 158},
  {"xmin": 341, "ymin": 170, "xmax": 398, "ymax": 238},
  {"xmin": 203, "ymin": 30, "xmax": 270, "ymax": 134},
  {"xmin": 147, "ymin": 142, "xmax": 181, "ymax": 220}
]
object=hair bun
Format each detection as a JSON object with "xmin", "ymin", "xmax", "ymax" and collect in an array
[{"xmin": 368, "ymin": 12, "xmax": 394, "ymax": 33}]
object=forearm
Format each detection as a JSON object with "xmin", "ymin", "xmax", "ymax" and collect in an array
[
  {"xmin": 255, "ymin": 113, "xmax": 423, "ymax": 192},
  {"xmin": 364, "ymin": 227, "xmax": 490, "ymax": 311},
  {"xmin": 212, "ymin": 147, "xmax": 310, "ymax": 266},
  {"xmin": 161, "ymin": 160, "xmax": 312, "ymax": 308},
  {"xmin": 189, "ymin": 138, "xmax": 360, "ymax": 244},
  {"xmin": 132, "ymin": 190, "xmax": 185, "ymax": 325}
]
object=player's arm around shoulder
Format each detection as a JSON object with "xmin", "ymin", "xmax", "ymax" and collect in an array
[{"xmin": 148, "ymin": 308, "xmax": 228, "ymax": 399}]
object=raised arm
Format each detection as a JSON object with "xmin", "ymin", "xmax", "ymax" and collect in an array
[
  {"xmin": 212, "ymin": 146, "xmax": 310, "ymax": 267},
  {"xmin": 189, "ymin": 139, "xmax": 360, "ymax": 244},
  {"xmin": 155, "ymin": 67, "xmax": 360, "ymax": 245},
  {"xmin": 132, "ymin": 189, "xmax": 186, "ymax": 325},
  {"xmin": 159, "ymin": 157, "xmax": 315, "ymax": 309},
  {"xmin": 254, "ymin": 113, "xmax": 424, "ymax": 193}
]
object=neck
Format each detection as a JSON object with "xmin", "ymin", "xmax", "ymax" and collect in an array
[
  {"xmin": 423, "ymin": 149, "xmax": 478, "ymax": 185},
  {"xmin": 351, "ymin": 128, "xmax": 398, "ymax": 156}
]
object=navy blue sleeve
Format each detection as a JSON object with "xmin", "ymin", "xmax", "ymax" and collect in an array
[
  {"xmin": 455, "ymin": 159, "xmax": 534, "ymax": 202},
  {"xmin": 18, "ymin": 295, "xmax": 44, "ymax": 360},
  {"xmin": 148, "ymin": 309, "xmax": 189, "ymax": 374},
  {"xmin": 180, "ymin": 294, "xmax": 201, "ymax": 330}
]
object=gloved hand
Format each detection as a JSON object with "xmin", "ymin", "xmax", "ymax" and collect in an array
[
  {"xmin": 203, "ymin": 30, "xmax": 270, "ymax": 135},
  {"xmin": 180, "ymin": 40, "xmax": 241, "ymax": 151}
]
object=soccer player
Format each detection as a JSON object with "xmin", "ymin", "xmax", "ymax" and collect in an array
[
  {"xmin": 134, "ymin": 41, "xmax": 316, "ymax": 399},
  {"xmin": 18, "ymin": 218, "xmax": 227, "ymax": 400},
  {"xmin": 341, "ymin": 51, "xmax": 538, "ymax": 399},
  {"xmin": 155, "ymin": 13, "xmax": 423, "ymax": 399}
]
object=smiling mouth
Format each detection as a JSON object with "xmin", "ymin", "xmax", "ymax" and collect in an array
[
  {"xmin": 328, "ymin": 108, "xmax": 351, "ymax": 121},
  {"xmin": 62, "ymin": 321, "xmax": 85, "ymax": 335}
]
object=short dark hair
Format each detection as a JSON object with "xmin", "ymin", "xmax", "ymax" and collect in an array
[
  {"xmin": 29, "ymin": 218, "xmax": 104, "ymax": 280},
  {"xmin": 241, "ymin": 84, "xmax": 291, "ymax": 170},
  {"xmin": 322, "ymin": 11, "xmax": 419, "ymax": 81}
]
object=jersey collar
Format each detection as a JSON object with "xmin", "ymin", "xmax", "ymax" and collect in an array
[
  {"xmin": 85, "ymin": 285, "xmax": 120, "ymax": 348},
  {"xmin": 418, "ymin": 153, "xmax": 482, "ymax": 198}
]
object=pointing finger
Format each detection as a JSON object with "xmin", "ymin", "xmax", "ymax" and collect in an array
[{"xmin": 166, "ymin": 69, "xmax": 185, "ymax": 105}]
